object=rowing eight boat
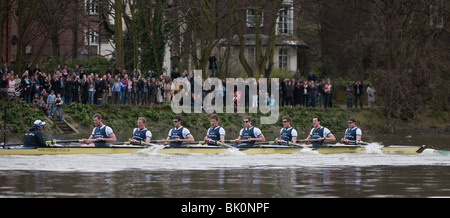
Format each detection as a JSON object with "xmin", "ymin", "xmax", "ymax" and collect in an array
[{"xmin": 0, "ymin": 144, "xmax": 426, "ymax": 155}]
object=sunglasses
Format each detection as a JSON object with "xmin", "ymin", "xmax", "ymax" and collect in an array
[
  {"xmin": 348, "ymin": 122, "xmax": 354, "ymax": 124},
  {"xmin": 173, "ymin": 120, "xmax": 179, "ymax": 123},
  {"xmin": 282, "ymin": 121, "xmax": 288, "ymax": 123},
  {"xmin": 243, "ymin": 120, "xmax": 250, "ymax": 123}
]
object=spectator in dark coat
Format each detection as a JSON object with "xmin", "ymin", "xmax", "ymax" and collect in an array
[
  {"xmin": 307, "ymin": 70, "xmax": 318, "ymax": 82},
  {"xmin": 208, "ymin": 53, "xmax": 218, "ymax": 77},
  {"xmin": 354, "ymin": 81, "xmax": 364, "ymax": 108}
]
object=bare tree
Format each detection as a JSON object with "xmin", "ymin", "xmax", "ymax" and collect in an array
[
  {"xmin": 11, "ymin": 0, "xmax": 39, "ymax": 73},
  {"xmin": 175, "ymin": 0, "xmax": 239, "ymax": 76},
  {"xmin": 31, "ymin": 0, "xmax": 72, "ymax": 62},
  {"xmin": 235, "ymin": 0, "xmax": 283, "ymax": 78},
  {"xmin": 368, "ymin": 0, "xmax": 449, "ymax": 119},
  {"xmin": 114, "ymin": 0, "xmax": 125, "ymax": 68},
  {"xmin": 0, "ymin": 0, "xmax": 13, "ymax": 63}
]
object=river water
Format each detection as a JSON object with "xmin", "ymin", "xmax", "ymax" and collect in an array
[{"xmin": 0, "ymin": 134, "xmax": 449, "ymax": 199}]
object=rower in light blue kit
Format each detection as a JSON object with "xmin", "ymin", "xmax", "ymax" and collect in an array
[
  {"xmin": 204, "ymin": 114, "xmax": 226, "ymax": 145},
  {"xmin": 274, "ymin": 116, "xmax": 298, "ymax": 144},
  {"xmin": 128, "ymin": 117, "xmax": 152, "ymax": 144},
  {"xmin": 163, "ymin": 115, "xmax": 195, "ymax": 147},
  {"xmin": 81, "ymin": 114, "xmax": 117, "ymax": 147},
  {"xmin": 233, "ymin": 116, "xmax": 265, "ymax": 148},
  {"xmin": 304, "ymin": 116, "xmax": 336, "ymax": 148},
  {"xmin": 340, "ymin": 118, "xmax": 362, "ymax": 145}
]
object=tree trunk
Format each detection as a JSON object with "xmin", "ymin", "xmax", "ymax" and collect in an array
[{"xmin": 115, "ymin": 0, "xmax": 125, "ymax": 68}]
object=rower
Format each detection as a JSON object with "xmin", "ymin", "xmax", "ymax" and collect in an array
[
  {"xmin": 128, "ymin": 117, "xmax": 152, "ymax": 144},
  {"xmin": 81, "ymin": 114, "xmax": 117, "ymax": 147},
  {"xmin": 274, "ymin": 116, "xmax": 298, "ymax": 145},
  {"xmin": 233, "ymin": 116, "xmax": 265, "ymax": 148},
  {"xmin": 340, "ymin": 118, "xmax": 362, "ymax": 145},
  {"xmin": 204, "ymin": 114, "xmax": 226, "ymax": 145},
  {"xmin": 163, "ymin": 115, "xmax": 195, "ymax": 147},
  {"xmin": 304, "ymin": 116, "xmax": 336, "ymax": 148},
  {"xmin": 23, "ymin": 120, "xmax": 47, "ymax": 148}
]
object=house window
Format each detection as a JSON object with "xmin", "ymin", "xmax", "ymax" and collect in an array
[
  {"xmin": 430, "ymin": 0, "xmax": 444, "ymax": 28},
  {"xmin": 277, "ymin": 6, "xmax": 293, "ymax": 35},
  {"xmin": 85, "ymin": 0, "xmax": 99, "ymax": 15},
  {"xmin": 246, "ymin": 9, "xmax": 264, "ymax": 28},
  {"xmin": 279, "ymin": 48, "xmax": 289, "ymax": 69},
  {"xmin": 85, "ymin": 29, "xmax": 99, "ymax": 45}
]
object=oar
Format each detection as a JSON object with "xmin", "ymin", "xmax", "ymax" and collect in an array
[
  {"xmin": 298, "ymin": 139, "xmax": 321, "ymax": 143},
  {"xmin": 46, "ymin": 139, "xmax": 116, "ymax": 147},
  {"xmin": 131, "ymin": 141, "xmax": 167, "ymax": 149},
  {"xmin": 342, "ymin": 140, "xmax": 368, "ymax": 145},
  {"xmin": 223, "ymin": 140, "xmax": 256, "ymax": 144},
  {"xmin": 200, "ymin": 140, "xmax": 235, "ymax": 149},
  {"xmin": 46, "ymin": 139, "xmax": 100, "ymax": 145},
  {"xmin": 149, "ymin": 140, "xmax": 176, "ymax": 143},
  {"xmin": 269, "ymin": 140, "xmax": 311, "ymax": 149},
  {"xmin": 1, "ymin": 143, "xmax": 25, "ymax": 147},
  {"xmin": 46, "ymin": 139, "xmax": 83, "ymax": 145}
]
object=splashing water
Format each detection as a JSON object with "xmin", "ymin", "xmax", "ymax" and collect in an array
[
  {"xmin": 299, "ymin": 147, "xmax": 321, "ymax": 155},
  {"xmin": 364, "ymin": 143, "xmax": 384, "ymax": 154},
  {"xmin": 137, "ymin": 144, "xmax": 166, "ymax": 155},
  {"xmin": 225, "ymin": 148, "xmax": 246, "ymax": 156}
]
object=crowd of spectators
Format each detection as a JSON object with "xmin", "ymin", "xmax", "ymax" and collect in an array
[
  {"xmin": 0, "ymin": 63, "xmax": 177, "ymax": 119},
  {"xmin": 0, "ymin": 62, "xmax": 375, "ymax": 120}
]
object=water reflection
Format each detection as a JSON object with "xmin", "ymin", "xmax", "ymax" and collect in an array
[{"xmin": 1, "ymin": 166, "xmax": 450, "ymax": 198}]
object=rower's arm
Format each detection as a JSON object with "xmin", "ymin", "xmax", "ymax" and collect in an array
[
  {"xmin": 220, "ymin": 135, "xmax": 225, "ymax": 143},
  {"xmin": 326, "ymin": 133, "xmax": 336, "ymax": 142},
  {"xmin": 104, "ymin": 133, "xmax": 117, "ymax": 143},
  {"xmin": 291, "ymin": 137, "xmax": 297, "ymax": 143},
  {"xmin": 184, "ymin": 134, "xmax": 195, "ymax": 143},
  {"xmin": 255, "ymin": 134, "xmax": 265, "ymax": 142}
]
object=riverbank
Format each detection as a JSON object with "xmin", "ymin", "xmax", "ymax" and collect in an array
[{"xmin": 1, "ymin": 101, "xmax": 449, "ymax": 141}]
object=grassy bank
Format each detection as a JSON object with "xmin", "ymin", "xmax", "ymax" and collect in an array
[{"xmin": 1, "ymin": 101, "xmax": 449, "ymax": 141}]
